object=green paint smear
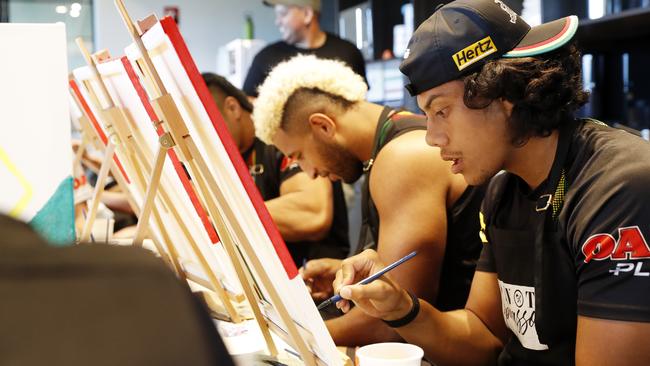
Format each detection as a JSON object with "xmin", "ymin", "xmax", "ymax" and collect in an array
[{"xmin": 29, "ymin": 176, "xmax": 75, "ymax": 246}]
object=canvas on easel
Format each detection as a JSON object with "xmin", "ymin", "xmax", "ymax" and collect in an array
[
  {"xmin": 71, "ymin": 61, "xmax": 246, "ymax": 321},
  {"xmin": 116, "ymin": 6, "xmax": 345, "ymax": 365},
  {"xmin": 70, "ymin": 71, "xmax": 187, "ymax": 275},
  {"xmin": 93, "ymin": 53, "xmax": 246, "ymax": 305},
  {"xmin": 0, "ymin": 23, "xmax": 74, "ymax": 245}
]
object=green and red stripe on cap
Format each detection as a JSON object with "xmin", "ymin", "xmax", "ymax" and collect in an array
[{"xmin": 504, "ymin": 15, "xmax": 579, "ymax": 58}]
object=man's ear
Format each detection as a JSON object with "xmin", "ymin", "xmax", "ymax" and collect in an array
[
  {"xmin": 308, "ymin": 113, "xmax": 336, "ymax": 140},
  {"xmin": 303, "ymin": 7, "xmax": 315, "ymax": 25},
  {"xmin": 223, "ymin": 96, "xmax": 243, "ymax": 120},
  {"xmin": 500, "ymin": 98, "xmax": 514, "ymax": 118}
]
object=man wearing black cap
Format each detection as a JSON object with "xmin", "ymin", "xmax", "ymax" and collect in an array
[
  {"xmin": 333, "ymin": 0, "xmax": 650, "ymax": 365},
  {"xmin": 243, "ymin": 0, "xmax": 366, "ymax": 97}
]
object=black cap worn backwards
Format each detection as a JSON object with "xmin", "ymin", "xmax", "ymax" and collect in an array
[{"xmin": 400, "ymin": 0, "xmax": 579, "ymax": 96}]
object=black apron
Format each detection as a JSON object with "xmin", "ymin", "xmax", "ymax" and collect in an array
[{"xmin": 487, "ymin": 120, "xmax": 579, "ymax": 364}]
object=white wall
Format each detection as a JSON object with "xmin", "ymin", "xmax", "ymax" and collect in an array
[{"xmin": 94, "ymin": 0, "xmax": 279, "ymax": 73}]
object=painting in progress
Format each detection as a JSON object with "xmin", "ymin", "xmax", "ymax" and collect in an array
[{"xmin": 0, "ymin": 24, "xmax": 74, "ymax": 245}]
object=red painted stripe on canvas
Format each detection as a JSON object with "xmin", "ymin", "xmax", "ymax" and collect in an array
[
  {"xmin": 159, "ymin": 16, "xmax": 299, "ymax": 279},
  {"xmin": 120, "ymin": 56, "xmax": 219, "ymax": 243},
  {"xmin": 69, "ymin": 79, "xmax": 131, "ymax": 184}
]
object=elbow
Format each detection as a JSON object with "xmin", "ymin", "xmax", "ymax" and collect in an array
[{"xmin": 302, "ymin": 210, "xmax": 332, "ymax": 241}]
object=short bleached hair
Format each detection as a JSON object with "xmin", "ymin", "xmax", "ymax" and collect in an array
[{"xmin": 252, "ymin": 54, "xmax": 367, "ymax": 144}]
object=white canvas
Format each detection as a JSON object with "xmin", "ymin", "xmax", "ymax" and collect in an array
[
  {"xmin": 0, "ymin": 23, "xmax": 74, "ymax": 244},
  {"xmin": 125, "ymin": 19, "xmax": 341, "ymax": 365}
]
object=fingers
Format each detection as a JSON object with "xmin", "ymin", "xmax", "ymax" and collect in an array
[
  {"xmin": 340, "ymin": 281, "xmax": 392, "ymax": 302},
  {"xmin": 301, "ymin": 258, "xmax": 341, "ymax": 280},
  {"xmin": 335, "ymin": 276, "xmax": 407, "ymax": 318},
  {"xmin": 337, "ymin": 249, "xmax": 383, "ymax": 289}
]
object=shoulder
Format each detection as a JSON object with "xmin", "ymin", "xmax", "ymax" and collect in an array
[
  {"xmin": 323, "ymin": 33, "xmax": 363, "ymax": 55},
  {"xmin": 252, "ymin": 41, "xmax": 293, "ymax": 62},
  {"xmin": 567, "ymin": 121, "xmax": 650, "ymax": 202},
  {"xmin": 563, "ymin": 121, "xmax": 650, "ymax": 248},
  {"xmin": 324, "ymin": 33, "xmax": 353, "ymax": 46},
  {"xmin": 370, "ymin": 130, "xmax": 451, "ymax": 199}
]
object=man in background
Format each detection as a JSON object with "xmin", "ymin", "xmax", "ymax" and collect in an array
[
  {"xmin": 243, "ymin": 0, "xmax": 366, "ymax": 97},
  {"xmin": 203, "ymin": 72, "xmax": 349, "ymax": 265},
  {"xmin": 330, "ymin": 1, "xmax": 650, "ymax": 364}
]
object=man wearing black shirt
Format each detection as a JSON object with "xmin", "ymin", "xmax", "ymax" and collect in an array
[
  {"xmin": 333, "ymin": 1, "xmax": 650, "ymax": 365},
  {"xmin": 252, "ymin": 55, "xmax": 483, "ymax": 346},
  {"xmin": 202, "ymin": 73, "xmax": 349, "ymax": 265},
  {"xmin": 243, "ymin": 0, "xmax": 366, "ymax": 97}
]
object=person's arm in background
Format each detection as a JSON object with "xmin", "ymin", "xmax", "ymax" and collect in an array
[
  {"xmin": 101, "ymin": 188, "xmax": 133, "ymax": 214},
  {"xmin": 325, "ymin": 131, "xmax": 453, "ymax": 345},
  {"xmin": 265, "ymin": 172, "xmax": 334, "ymax": 242}
]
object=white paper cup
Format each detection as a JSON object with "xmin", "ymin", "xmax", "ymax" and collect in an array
[{"xmin": 356, "ymin": 342, "xmax": 424, "ymax": 366}]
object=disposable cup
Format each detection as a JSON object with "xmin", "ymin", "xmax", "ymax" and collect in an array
[{"xmin": 356, "ymin": 342, "xmax": 423, "ymax": 366}]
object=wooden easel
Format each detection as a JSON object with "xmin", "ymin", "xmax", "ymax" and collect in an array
[
  {"xmin": 71, "ymin": 79, "xmax": 185, "ymax": 267},
  {"xmin": 72, "ymin": 40, "xmax": 244, "ymax": 323},
  {"xmin": 74, "ymin": 40, "xmax": 181, "ymax": 274},
  {"xmin": 112, "ymin": 1, "xmax": 330, "ymax": 363}
]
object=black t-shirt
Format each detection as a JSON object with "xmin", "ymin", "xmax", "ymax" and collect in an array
[
  {"xmin": 359, "ymin": 108, "xmax": 484, "ymax": 311},
  {"xmin": 244, "ymin": 138, "xmax": 350, "ymax": 266},
  {"xmin": 478, "ymin": 120, "xmax": 650, "ymax": 365},
  {"xmin": 242, "ymin": 32, "xmax": 367, "ymax": 97}
]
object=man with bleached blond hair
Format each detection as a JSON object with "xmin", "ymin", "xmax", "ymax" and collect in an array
[{"xmin": 253, "ymin": 54, "xmax": 484, "ymax": 346}]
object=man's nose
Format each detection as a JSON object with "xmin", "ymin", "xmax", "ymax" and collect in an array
[{"xmin": 425, "ymin": 120, "xmax": 449, "ymax": 147}]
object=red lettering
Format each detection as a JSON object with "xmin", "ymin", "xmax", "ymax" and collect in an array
[
  {"xmin": 611, "ymin": 226, "xmax": 650, "ymax": 260},
  {"xmin": 582, "ymin": 233, "xmax": 616, "ymax": 263}
]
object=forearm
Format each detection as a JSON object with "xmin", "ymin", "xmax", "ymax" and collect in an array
[
  {"xmin": 326, "ymin": 307, "xmax": 402, "ymax": 346},
  {"xmin": 266, "ymin": 193, "xmax": 331, "ymax": 242},
  {"xmin": 397, "ymin": 301, "xmax": 502, "ymax": 366},
  {"xmin": 101, "ymin": 190, "xmax": 132, "ymax": 213}
]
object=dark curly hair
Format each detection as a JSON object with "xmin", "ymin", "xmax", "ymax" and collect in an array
[{"xmin": 462, "ymin": 42, "xmax": 589, "ymax": 146}]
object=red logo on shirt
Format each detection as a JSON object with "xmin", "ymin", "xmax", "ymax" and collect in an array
[
  {"xmin": 582, "ymin": 226, "xmax": 650, "ymax": 263},
  {"xmin": 280, "ymin": 156, "xmax": 293, "ymax": 172},
  {"xmin": 280, "ymin": 156, "xmax": 297, "ymax": 172}
]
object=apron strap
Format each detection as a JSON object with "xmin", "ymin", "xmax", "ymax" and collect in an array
[{"xmin": 533, "ymin": 119, "xmax": 579, "ymax": 343}]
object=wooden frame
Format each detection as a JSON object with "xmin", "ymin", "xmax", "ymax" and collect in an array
[{"xmin": 113, "ymin": 1, "xmax": 347, "ymax": 364}]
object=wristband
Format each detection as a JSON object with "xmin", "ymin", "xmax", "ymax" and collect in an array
[{"xmin": 382, "ymin": 290, "xmax": 420, "ymax": 328}]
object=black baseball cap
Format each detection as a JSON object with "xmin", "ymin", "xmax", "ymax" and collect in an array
[{"xmin": 400, "ymin": 0, "xmax": 579, "ymax": 96}]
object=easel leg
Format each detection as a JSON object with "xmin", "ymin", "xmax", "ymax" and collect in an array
[
  {"xmin": 81, "ymin": 141, "xmax": 116, "ymax": 243},
  {"xmin": 123, "ymin": 140, "xmax": 184, "ymax": 276},
  {"xmin": 132, "ymin": 139, "xmax": 167, "ymax": 246}
]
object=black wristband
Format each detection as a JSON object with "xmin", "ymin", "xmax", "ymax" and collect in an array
[{"xmin": 382, "ymin": 290, "xmax": 420, "ymax": 328}]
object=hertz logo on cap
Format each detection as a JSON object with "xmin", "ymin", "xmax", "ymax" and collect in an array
[{"xmin": 452, "ymin": 36, "xmax": 497, "ymax": 71}]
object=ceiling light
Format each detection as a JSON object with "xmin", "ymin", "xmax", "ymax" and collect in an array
[{"xmin": 55, "ymin": 5, "xmax": 67, "ymax": 14}]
